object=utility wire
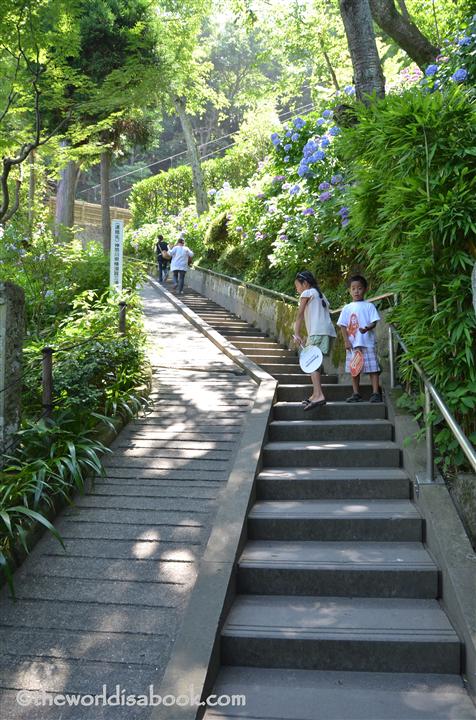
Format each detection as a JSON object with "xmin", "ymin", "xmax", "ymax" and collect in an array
[
  {"xmin": 80, "ymin": 98, "xmax": 318, "ymax": 200},
  {"xmin": 108, "ymin": 101, "xmax": 317, "ymax": 202}
]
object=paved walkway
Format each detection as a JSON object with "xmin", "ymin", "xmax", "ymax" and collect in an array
[{"xmin": 0, "ymin": 283, "xmax": 257, "ymax": 719}]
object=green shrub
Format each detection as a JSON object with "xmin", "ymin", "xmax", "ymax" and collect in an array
[{"xmin": 339, "ymin": 85, "xmax": 476, "ymax": 469}]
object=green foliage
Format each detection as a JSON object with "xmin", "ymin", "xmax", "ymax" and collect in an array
[
  {"xmin": 0, "ymin": 410, "xmax": 110, "ymax": 596},
  {"xmin": 339, "ymin": 84, "xmax": 476, "ymax": 469}
]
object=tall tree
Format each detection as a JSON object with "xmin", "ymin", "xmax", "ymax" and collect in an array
[
  {"xmin": 54, "ymin": 0, "xmax": 160, "ymax": 249},
  {"xmin": 0, "ymin": 0, "xmax": 79, "ymax": 224},
  {"xmin": 339, "ymin": 0, "xmax": 386, "ymax": 101},
  {"xmin": 369, "ymin": 0, "xmax": 438, "ymax": 68}
]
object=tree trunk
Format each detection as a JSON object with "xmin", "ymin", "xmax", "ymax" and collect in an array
[
  {"xmin": 339, "ymin": 0, "xmax": 386, "ymax": 102},
  {"xmin": 175, "ymin": 97, "xmax": 209, "ymax": 215},
  {"xmin": 369, "ymin": 0, "xmax": 438, "ymax": 68},
  {"xmin": 100, "ymin": 149, "xmax": 112, "ymax": 253},
  {"xmin": 55, "ymin": 140, "xmax": 78, "ymax": 238},
  {"xmin": 28, "ymin": 151, "xmax": 35, "ymax": 230}
]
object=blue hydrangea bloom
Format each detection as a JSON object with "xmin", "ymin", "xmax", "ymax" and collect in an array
[
  {"xmin": 284, "ymin": 144, "xmax": 291, "ymax": 151},
  {"xmin": 316, "ymin": 118, "xmax": 325, "ymax": 126},
  {"xmin": 310, "ymin": 150, "xmax": 325, "ymax": 162},
  {"xmin": 289, "ymin": 184, "xmax": 301, "ymax": 196},
  {"xmin": 297, "ymin": 164, "xmax": 309, "ymax": 177},
  {"xmin": 320, "ymin": 137, "xmax": 330, "ymax": 148},
  {"xmin": 338, "ymin": 206, "xmax": 349, "ymax": 217},
  {"xmin": 451, "ymin": 68, "xmax": 468, "ymax": 82},
  {"xmin": 270, "ymin": 132, "xmax": 280, "ymax": 145},
  {"xmin": 319, "ymin": 191, "xmax": 332, "ymax": 202},
  {"xmin": 285, "ymin": 130, "xmax": 293, "ymax": 137},
  {"xmin": 331, "ymin": 174, "xmax": 343, "ymax": 185},
  {"xmin": 284, "ymin": 156, "xmax": 290, "ymax": 162},
  {"xmin": 303, "ymin": 139, "xmax": 318, "ymax": 156},
  {"xmin": 322, "ymin": 109, "xmax": 333, "ymax": 118},
  {"xmin": 342, "ymin": 218, "xmax": 349, "ymax": 227},
  {"xmin": 329, "ymin": 126, "xmax": 341, "ymax": 137},
  {"xmin": 457, "ymin": 36, "xmax": 472, "ymax": 46},
  {"xmin": 344, "ymin": 85, "xmax": 355, "ymax": 95},
  {"xmin": 319, "ymin": 182, "xmax": 330, "ymax": 191},
  {"xmin": 294, "ymin": 117, "xmax": 306, "ymax": 129},
  {"xmin": 302, "ymin": 208, "xmax": 315, "ymax": 216},
  {"xmin": 291, "ymin": 133, "xmax": 299, "ymax": 141},
  {"xmin": 425, "ymin": 64, "xmax": 439, "ymax": 77}
]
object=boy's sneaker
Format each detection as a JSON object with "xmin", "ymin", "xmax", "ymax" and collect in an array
[
  {"xmin": 346, "ymin": 393, "xmax": 363, "ymax": 403},
  {"xmin": 369, "ymin": 392, "xmax": 383, "ymax": 403}
]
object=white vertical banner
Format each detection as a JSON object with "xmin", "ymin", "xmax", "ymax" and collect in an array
[{"xmin": 110, "ymin": 219, "xmax": 124, "ymax": 292}]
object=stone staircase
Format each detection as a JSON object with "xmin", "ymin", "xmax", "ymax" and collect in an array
[{"xmin": 180, "ymin": 289, "xmax": 476, "ymax": 720}]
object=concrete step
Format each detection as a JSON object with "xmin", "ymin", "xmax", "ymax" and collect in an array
[
  {"xmin": 238, "ymin": 540, "xmax": 438, "ymax": 598},
  {"xmin": 278, "ymin": 384, "xmax": 377, "ymax": 401},
  {"xmin": 203, "ymin": 667, "xmax": 476, "ymax": 719},
  {"xmin": 233, "ymin": 344, "xmax": 280, "ymax": 355},
  {"xmin": 257, "ymin": 467, "xmax": 410, "ymax": 500},
  {"xmin": 248, "ymin": 499, "xmax": 422, "ymax": 541},
  {"xmin": 244, "ymin": 350, "xmax": 297, "ymax": 358},
  {"xmin": 221, "ymin": 595, "xmax": 460, "ymax": 674},
  {"xmin": 258, "ymin": 363, "xmax": 302, "ymax": 374},
  {"xmin": 269, "ymin": 419, "xmax": 393, "ymax": 442},
  {"xmin": 225, "ymin": 334, "xmax": 270, "ymax": 341},
  {"xmin": 262, "ymin": 440, "xmax": 401, "ymax": 468},
  {"xmin": 272, "ymin": 401, "xmax": 386, "ymax": 420}
]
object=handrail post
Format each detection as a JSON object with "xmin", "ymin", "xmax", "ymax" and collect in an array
[
  {"xmin": 388, "ymin": 326, "xmax": 396, "ymax": 389},
  {"xmin": 424, "ymin": 385, "xmax": 435, "ymax": 482},
  {"xmin": 118, "ymin": 301, "xmax": 127, "ymax": 335},
  {"xmin": 41, "ymin": 346, "xmax": 54, "ymax": 418}
]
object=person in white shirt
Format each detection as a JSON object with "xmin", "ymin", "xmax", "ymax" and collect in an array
[
  {"xmin": 293, "ymin": 270, "xmax": 336, "ymax": 411},
  {"xmin": 168, "ymin": 238, "xmax": 194, "ymax": 294},
  {"xmin": 337, "ymin": 274, "xmax": 382, "ymax": 403}
]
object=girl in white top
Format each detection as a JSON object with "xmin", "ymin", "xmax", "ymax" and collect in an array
[{"xmin": 293, "ymin": 271, "xmax": 336, "ymax": 410}]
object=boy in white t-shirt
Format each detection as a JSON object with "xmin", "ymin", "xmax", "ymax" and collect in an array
[{"xmin": 337, "ymin": 274, "xmax": 382, "ymax": 403}]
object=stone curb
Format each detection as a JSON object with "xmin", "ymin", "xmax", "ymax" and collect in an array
[
  {"xmin": 148, "ymin": 279, "xmax": 277, "ymax": 720},
  {"xmin": 386, "ymin": 388, "xmax": 476, "ymax": 701}
]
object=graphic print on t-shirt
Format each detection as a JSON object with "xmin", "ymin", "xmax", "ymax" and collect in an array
[{"xmin": 347, "ymin": 312, "xmax": 359, "ymax": 339}]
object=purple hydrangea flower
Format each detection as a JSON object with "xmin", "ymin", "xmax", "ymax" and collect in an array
[
  {"xmin": 302, "ymin": 208, "xmax": 315, "ymax": 216},
  {"xmin": 289, "ymin": 184, "xmax": 301, "ymax": 196},
  {"xmin": 328, "ymin": 126, "xmax": 341, "ymax": 137},
  {"xmin": 256, "ymin": 192, "xmax": 265, "ymax": 199},
  {"xmin": 341, "ymin": 218, "xmax": 349, "ymax": 227},
  {"xmin": 294, "ymin": 117, "xmax": 306, "ymax": 129},
  {"xmin": 282, "ymin": 183, "xmax": 291, "ymax": 190},
  {"xmin": 322, "ymin": 109, "xmax": 333, "ymax": 118},
  {"xmin": 319, "ymin": 191, "xmax": 332, "ymax": 202},
  {"xmin": 425, "ymin": 64, "xmax": 439, "ymax": 77},
  {"xmin": 451, "ymin": 68, "xmax": 468, "ymax": 82},
  {"xmin": 338, "ymin": 206, "xmax": 349, "ymax": 217},
  {"xmin": 236, "ymin": 226, "xmax": 243, "ymax": 232},
  {"xmin": 272, "ymin": 175, "xmax": 285, "ymax": 183},
  {"xmin": 319, "ymin": 182, "xmax": 331, "ymax": 191},
  {"xmin": 279, "ymin": 234, "xmax": 288, "ymax": 241},
  {"xmin": 331, "ymin": 174, "xmax": 343, "ymax": 185}
]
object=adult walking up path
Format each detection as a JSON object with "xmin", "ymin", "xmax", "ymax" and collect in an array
[{"xmin": 0, "ymin": 283, "xmax": 257, "ymax": 720}]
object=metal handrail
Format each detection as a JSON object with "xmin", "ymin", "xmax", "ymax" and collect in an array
[{"xmin": 389, "ymin": 325, "xmax": 476, "ymax": 480}]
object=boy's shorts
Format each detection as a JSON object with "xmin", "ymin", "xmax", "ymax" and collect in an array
[{"xmin": 345, "ymin": 345, "xmax": 380, "ymax": 374}]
